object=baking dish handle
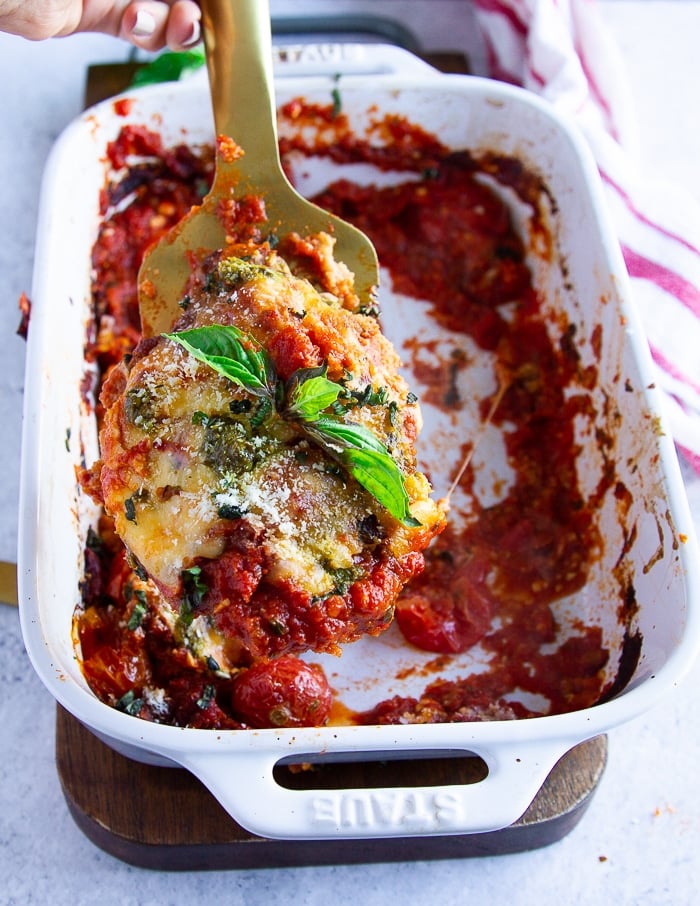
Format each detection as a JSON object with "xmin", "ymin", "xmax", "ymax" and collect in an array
[{"xmin": 181, "ymin": 739, "xmax": 574, "ymax": 840}]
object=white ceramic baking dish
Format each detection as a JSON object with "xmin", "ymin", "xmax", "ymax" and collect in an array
[{"xmin": 18, "ymin": 45, "xmax": 700, "ymax": 840}]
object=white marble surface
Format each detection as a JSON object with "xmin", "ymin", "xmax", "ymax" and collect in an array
[{"xmin": 2, "ymin": 2, "xmax": 700, "ymax": 903}]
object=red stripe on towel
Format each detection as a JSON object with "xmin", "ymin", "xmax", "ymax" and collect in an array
[
  {"xmin": 622, "ymin": 245, "xmax": 700, "ymax": 319},
  {"xmin": 679, "ymin": 444, "xmax": 700, "ymax": 473},
  {"xmin": 473, "ymin": 0, "xmax": 529, "ymax": 36},
  {"xmin": 649, "ymin": 344, "xmax": 700, "ymax": 398},
  {"xmin": 602, "ymin": 171, "xmax": 700, "ymax": 259}
]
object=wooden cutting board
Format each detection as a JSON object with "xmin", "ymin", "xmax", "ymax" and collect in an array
[{"xmin": 56, "ymin": 706, "xmax": 607, "ymax": 869}]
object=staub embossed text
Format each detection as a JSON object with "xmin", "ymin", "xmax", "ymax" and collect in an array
[{"xmin": 310, "ymin": 790, "xmax": 463, "ymax": 831}]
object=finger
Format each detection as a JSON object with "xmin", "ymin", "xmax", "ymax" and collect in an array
[
  {"xmin": 164, "ymin": 0, "xmax": 202, "ymax": 51},
  {"xmin": 120, "ymin": 1, "xmax": 171, "ymax": 52}
]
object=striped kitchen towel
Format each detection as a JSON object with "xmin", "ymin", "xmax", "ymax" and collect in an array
[{"xmin": 472, "ymin": 0, "xmax": 700, "ymax": 471}]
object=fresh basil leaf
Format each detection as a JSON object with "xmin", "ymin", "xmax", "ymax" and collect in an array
[
  {"xmin": 307, "ymin": 415, "xmax": 419, "ymax": 525},
  {"xmin": 343, "ymin": 448, "xmax": 420, "ymax": 526},
  {"xmin": 130, "ymin": 48, "xmax": 206, "ymax": 87},
  {"xmin": 165, "ymin": 325, "xmax": 274, "ymax": 397},
  {"xmin": 311, "ymin": 416, "xmax": 388, "ymax": 455},
  {"xmin": 287, "ymin": 370, "xmax": 343, "ymax": 421}
]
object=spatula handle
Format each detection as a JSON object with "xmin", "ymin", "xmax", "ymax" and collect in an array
[{"xmin": 200, "ymin": 0, "xmax": 283, "ymax": 189}]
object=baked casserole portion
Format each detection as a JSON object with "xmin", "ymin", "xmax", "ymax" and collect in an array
[{"xmin": 83, "ymin": 234, "xmax": 444, "ymax": 670}]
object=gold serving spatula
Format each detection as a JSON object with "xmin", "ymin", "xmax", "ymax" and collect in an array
[
  {"xmin": 0, "ymin": 561, "xmax": 17, "ymax": 606},
  {"xmin": 137, "ymin": 0, "xmax": 379, "ymax": 337}
]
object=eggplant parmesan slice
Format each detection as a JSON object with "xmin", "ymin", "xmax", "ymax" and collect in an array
[{"xmin": 90, "ymin": 235, "xmax": 444, "ymax": 668}]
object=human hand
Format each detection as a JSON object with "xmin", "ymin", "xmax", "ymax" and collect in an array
[{"xmin": 0, "ymin": 1, "xmax": 202, "ymax": 51}]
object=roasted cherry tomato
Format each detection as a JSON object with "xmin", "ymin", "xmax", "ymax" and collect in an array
[
  {"xmin": 395, "ymin": 549, "xmax": 493, "ymax": 654},
  {"xmin": 78, "ymin": 606, "xmax": 150, "ymax": 701},
  {"xmin": 231, "ymin": 656, "xmax": 332, "ymax": 728}
]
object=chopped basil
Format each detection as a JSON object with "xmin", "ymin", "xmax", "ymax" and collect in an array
[
  {"xmin": 358, "ymin": 513, "xmax": 385, "ymax": 544},
  {"xmin": 192, "ymin": 410, "xmax": 211, "ymax": 426},
  {"xmin": 132, "ymin": 560, "xmax": 149, "ymax": 582},
  {"xmin": 327, "ymin": 565, "xmax": 362, "ymax": 595},
  {"xmin": 331, "ymin": 85, "xmax": 342, "ymax": 118},
  {"xmin": 199, "ymin": 414, "xmax": 257, "ymax": 474},
  {"xmin": 357, "ymin": 300, "xmax": 381, "ymax": 318},
  {"xmin": 250, "ymin": 396, "xmax": 274, "ymax": 427},
  {"xmin": 85, "ymin": 526, "xmax": 104, "ymax": 553},
  {"xmin": 217, "ymin": 501, "xmax": 246, "ymax": 520},
  {"xmin": 267, "ymin": 618, "xmax": 287, "ymax": 637},
  {"xmin": 217, "ymin": 257, "xmax": 278, "ymax": 286},
  {"xmin": 350, "ymin": 384, "xmax": 389, "ymax": 407},
  {"xmin": 127, "ymin": 590, "xmax": 149, "ymax": 630},
  {"xmin": 124, "ymin": 496, "xmax": 137, "ymax": 523},
  {"xmin": 180, "ymin": 566, "xmax": 207, "ymax": 624},
  {"xmin": 166, "ymin": 324, "xmax": 420, "ymax": 526},
  {"xmin": 116, "ymin": 690, "xmax": 144, "ymax": 716},
  {"xmin": 124, "ymin": 386, "xmax": 157, "ymax": 430},
  {"xmin": 196, "ymin": 684, "xmax": 216, "ymax": 710},
  {"xmin": 388, "ymin": 400, "xmax": 400, "ymax": 427}
]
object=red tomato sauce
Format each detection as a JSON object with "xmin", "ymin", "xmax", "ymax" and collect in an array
[
  {"xmin": 282, "ymin": 102, "xmax": 626, "ymax": 720},
  {"xmin": 75, "ymin": 106, "xmax": 635, "ymax": 729}
]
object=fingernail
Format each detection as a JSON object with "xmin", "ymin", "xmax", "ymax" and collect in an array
[
  {"xmin": 132, "ymin": 10, "xmax": 156, "ymax": 37},
  {"xmin": 182, "ymin": 19, "xmax": 201, "ymax": 48}
]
